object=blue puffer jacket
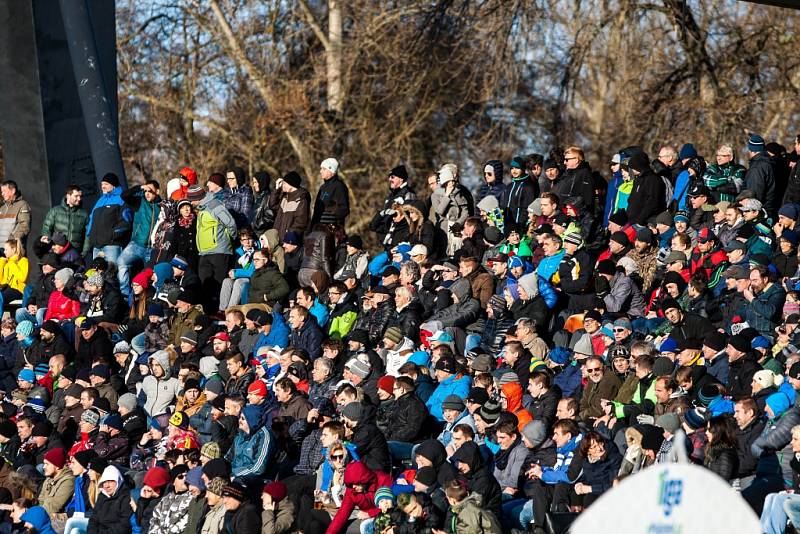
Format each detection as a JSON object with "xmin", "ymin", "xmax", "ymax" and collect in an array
[
  {"xmin": 227, "ymin": 404, "xmax": 275, "ymax": 479},
  {"xmin": 537, "ymin": 250, "xmax": 565, "ymax": 282},
  {"xmin": 541, "ymin": 434, "xmax": 582, "ymax": 484},
  {"xmin": 252, "ymin": 311, "xmax": 290, "ymax": 354},
  {"xmin": 538, "ymin": 277, "xmax": 558, "ymax": 309},
  {"xmin": 426, "ymin": 373, "xmax": 472, "ymax": 421},
  {"xmin": 554, "ymin": 362, "xmax": 582, "ymax": 398}
]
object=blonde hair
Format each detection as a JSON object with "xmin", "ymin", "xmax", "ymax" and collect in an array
[
  {"xmin": 5, "ymin": 238, "xmax": 23, "ymax": 257},
  {"xmin": 564, "ymin": 146, "xmax": 585, "ymax": 161}
]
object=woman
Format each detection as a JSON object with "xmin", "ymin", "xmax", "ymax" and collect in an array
[
  {"xmin": 325, "ymin": 461, "xmax": 392, "ymax": 534},
  {"xmin": 296, "ymin": 442, "xmax": 351, "ymax": 534},
  {"xmin": 219, "ymin": 228, "xmax": 259, "ymax": 312},
  {"xmin": 760, "ymin": 424, "xmax": 800, "ymax": 534},
  {"xmin": 402, "ymin": 201, "xmax": 435, "ymax": 253},
  {"xmin": 703, "ymin": 415, "xmax": 739, "ymax": 482},
  {"xmin": 573, "ymin": 431, "xmax": 622, "ymax": 508},
  {"xmin": 0, "ymin": 239, "xmax": 28, "ymax": 316},
  {"xmin": 172, "ymin": 200, "xmax": 198, "ymax": 271},
  {"xmin": 0, "ymin": 318, "xmax": 18, "ymax": 394},
  {"xmin": 121, "ymin": 268, "xmax": 155, "ymax": 341},
  {"xmin": 44, "ymin": 268, "xmax": 80, "ymax": 323},
  {"xmin": 250, "ymin": 171, "xmax": 274, "ymax": 234},
  {"xmin": 63, "ymin": 450, "xmax": 98, "ymax": 534}
]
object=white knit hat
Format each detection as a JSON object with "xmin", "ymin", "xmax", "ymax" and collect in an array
[{"xmin": 321, "ymin": 158, "xmax": 339, "ymax": 173}]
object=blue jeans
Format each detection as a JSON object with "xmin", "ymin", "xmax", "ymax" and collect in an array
[
  {"xmin": 15, "ymin": 307, "xmax": 46, "ymax": 326},
  {"xmin": 118, "ymin": 242, "xmax": 152, "ymax": 295},
  {"xmin": 93, "ymin": 245, "xmax": 122, "ymax": 266},
  {"xmin": 465, "ymin": 333, "xmax": 481, "ymax": 354},
  {"xmin": 64, "ymin": 516, "xmax": 89, "ymax": 534},
  {"xmin": 761, "ymin": 491, "xmax": 800, "ymax": 534},
  {"xmin": 388, "ymin": 441, "xmax": 416, "ymax": 464},
  {"xmin": 501, "ymin": 497, "xmax": 528, "ymax": 531}
]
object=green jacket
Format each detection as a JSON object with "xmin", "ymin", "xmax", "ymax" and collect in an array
[
  {"xmin": 247, "ymin": 263, "xmax": 289, "ymax": 306},
  {"xmin": 613, "ymin": 374, "xmax": 657, "ymax": 419},
  {"xmin": 39, "ymin": 466, "xmax": 75, "ymax": 517},
  {"xmin": 41, "ymin": 199, "xmax": 90, "ymax": 255},
  {"xmin": 448, "ymin": 493, "xmax": 502, "ymax": 534}
]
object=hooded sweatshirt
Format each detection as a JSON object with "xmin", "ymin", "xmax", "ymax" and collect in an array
[
  {"xmin": 228, "ymin": 404, "xmax": 274, "ymax": 479},
  {"xmin": 141, "ymin": 350, "xmax": 181, "ymax": 416},
  {"xmin": 21, "ymin": 506, "xmax": 58, "ymax": 534}
]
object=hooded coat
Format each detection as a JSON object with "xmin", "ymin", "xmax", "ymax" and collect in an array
[
  {"xmin": 450, "ymin": 441, "xmax": 502, "ymax": 518},
  {"xmin": 325, "ymin": 461, "xmax": 393, "ymax": 534},
  {"xmin": 87, "ymin": 466, "xmax": 132, "ymax": 534},
  {"xmin": 476, "ymin": 160, "xmax": 505, "ymax": 203},
  {"xmin": 141, "ymin": 350, "xmax": 181, "ymax": 416},
  {"xmin": 350, "ymin": 404, "xmax": 391, "ymax": 473},
  {"xmin": 227, "ymin": 404, "xmax": 275, "ymax": 479},
  {"xmin": 21, "ymin": 506, "xmax": 58, "ymax": 534}
]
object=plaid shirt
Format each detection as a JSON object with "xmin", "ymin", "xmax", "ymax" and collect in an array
[
  {"xmin": 292, "ymin": 425, "xmax": 325, "ymax": 476},
  {"xmin": 224, "ymin": 185, "xmax": 254, "ymax": 227}
]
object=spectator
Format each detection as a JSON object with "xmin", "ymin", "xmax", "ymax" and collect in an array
[
  {"xmin": 40, "ymin": 185, "xmax": 90, "ymax": 257},
  {"xmin": 270, "ymin": 172, "xmax": 311, "ymax": 240},
  {"xmin": 223, "ymin": 166, "xmax": 255, "ymax": 229},
  {"xmin": 118, "ymin": 180, "xmax": 161, "ymax": 296},
  {"xmin": 87, "ymin": 173, "xmax": 131, "ymax": 264},
  {"xmin": 312, "ymin": 158, "xmax": 351, "ymax": 227}
]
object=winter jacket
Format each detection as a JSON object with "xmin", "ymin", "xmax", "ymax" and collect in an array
[
  {"xmin": 196, "ymin": 195, "xmax": 237, "ymax": 256},
  {"xmin": 427, "ymin": 374, "xmax": 471, "ymax": 422},
  {"xmin": 744, "ymin": 282, "xmax": 786, "ymax": 338},
  {"xmin": 81, "ymin": 285, "xmax": 126, "ymax": 325},
  {"xmin": 704, "ymin": 161, "xmax": 745, "ymax": 203},
  {"xmin": 737, "ymin": 417, "xmax": 766, "ymax": 478},
  {"xmin": 94, "ymin": 430, "xmax": 131, "ymax": 461},
  {"xmin": 270, "ymin": 186, "xmax": 311, "ymax": 239},
  {"xmin": 450, "ymin": 441, "xmax": 502, "ymax": 518},
  {"xmin": 369, "ymin": 183, "xmax": 417, "ymax": 238},
  {"xmin": 492, "ymin": 439, "xmax": 528, "ymax": 490},
  {"xmin": 476, "ymin": 160, "xmax": 505, "ymax": 203},
  {"xmin": 0, "ymin": 194, "xmax": 31, "ymax": 245},
  {"xmin": 502, "ymin": 175, "xmax": 538, "ymax": 227},
  {"xmin": 201, "ymin": 503, "xmax": 226, "ymax": 534},
  {"xmin": 349, "ymin": 406, "xmax": 391, "ymax": 473},
  {"xmin": 231, "ymin": 243, "xmax": 260, "ymax": 279},
  {"xmin": 227, "ymin": 405, "xmax": 275, "ymax": 479},
  {"xmin": 746, "ymin": 152, "xmax": 777, "ymax": 216},
  {"xmin": 446, "ymin": 493, "xmax": 501, "ymax": 534},
  {"xmin": 580, "ymin": 372, "xmax": 622, "ymax": 422},
  {"xmin": 578, "ymin": 439, "xmax": 623, "ymax": 495},
  {"xmin": 558, "ymin": 248, "xmax": 595, "ymax": 311},
  {"xmin": 465, "ymin": 268, "xmax": 495, "ymax": 309},
  {"xmin": 39, "ymin": 467, "xmax": 75, "ymax": 517},
  {"xmin": 0, "ymin": 256, "xmax": 27, "ymax": 293},
  {"xmin": 385, "ymin": 391, "xmax": 427, "ymax": 442},
  {"xmin": 704, "ymin": 446, "xmax": 739, "ymax": 481},
  {"xmin": 261, "ymin": 498, "xmax": 295, "ymax": 534},
  {"xmin": 141, "ymin": 350, "xmax": 181, "ymax": 416},
  {"xmin": 121, "ymin": 186, "xmax": 161, "ymax": 247},
  {"xmin": 224, "ymin": 183, "xmax": 255, "ymax": 229},
  {"xmin": 44, "ymin": 290, "xmax": 80, "ymax": 322},
  {"xmin": 88, "ymin": 186, "xmax": 131, "ymax": 248},
  {"xmin": 148, "ymin": 491, "xmax": 192, "ymax": 534},
  {"xmin": 289, "ymin": 317, "xmax": 323, "ymax": 361},
  {"xmin": 312, "ymin": 175, "xmax": 350, "ymax": 226},
  {"xmin": 87, "ymin": 474, "xmax": 132, "ymax": 534},
  {"xmin": 75, "ymin": 328, "xmax": 113, "ymax": 370},
  {"xmin": 326, "ymin": 461, "xmax": 393, "ymax": 534},
  {"xmin": 41, "ymin": 199, "xmax": 90, "ymax": 255},
  {"xmin": 728, "ymin": 356, "xmax": 762, "ymax": 400},
  {"xmin": 247, "ymin": 262, "xmax": 289, "ymax": 306},
  {"xmin": 430, "ymin": 183, "xmax": 474, "ymax": 232},
  {"xmin": 327, "ymin": 293, "xmax": 359, "ymax": 340},
  {"xmin": 604, "ymin": 273, "xmax": 646, "ymax": 317},
  {"xmin": 627, "ymin": 169, "xmax": 666, "ymax": 226}
]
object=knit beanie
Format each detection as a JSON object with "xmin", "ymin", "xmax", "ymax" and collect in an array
[
  {"xmin": 43, "ymin": 448, "xmax": 66, "ymax": 469},
  {"xmin": 753, "ymin": 370, "xmax": 782, "ymax": 390},
  {"xmin": 201, "ymin": 442, "xmax": 222, "ymax": 460},
  {"xmin": 478, "ymin": 400, "xmax": 501, "ymax": 424},
  {"xmin": 345, "ymin": 357, "xmax": 371, "ymax": 379},
  {"xmin": 374, "ymin": 486, "xmax": 395, "ymax": 506},
  {"xmin": 639, "ymin": 424, "xmax": 665, "ymax": 452},
  {"xmin": 383, "ymin": 327, "xmax": 404, "ymax": 345},
  {"xmin": 377, "ymin": 375, "xmax": 395, "ymax": 395},
  {"xmin": 54, "ymin": 268, "xmax": 74, "ymax": 286},
  {"xmin": 132, "ymin": 268, "xmax": 153, "ymax": 289},
  {"xmin": 283, "ymin": 171, "xmax": 302, "ymax": 188},
  {"xmin": 117, "ymin": 393, "xmax": 137, "ymax": 413},
  {"xmin": 341, "ymin": 402, "xmax": 364, "ymax": 422},
  {"xmin": 186, "ymin": 466, "xmax": 206, "ymax": 491},
  {"xmin": 17, "ymin": 368, "xmax": 35, "ymax": 384},
  {"xmin": 15, "ymin": 321, "xmax": 34, "ymax": 338},
  {"xmin": 767, "ymin": 392, "xmax": 792, "ymax": 419},
  {"xmin": 101, "ymin": 173, "xmax": 120, "ymax": 187},
  {"xmin": 143, "ymin": 466, "xmax": 170, "ymax": 492},
  {"xmin": 263, "ymin": 481, "xmax": 289, "ymax": 503},
  {"xmin": 206, "ymin": 477, "xmax": 227, "ymax": 496},
  {"xmin": 521, "ymin": 420, "xmax": 547, "ymax": 448},
  {"xmin": 655, "ymin": 413, "xmax": 682, "ymax": 434}
]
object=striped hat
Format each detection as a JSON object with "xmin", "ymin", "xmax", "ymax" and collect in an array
[{"xmin": 374, "ymin": 486, "xmax": 395, "ymax": 506}]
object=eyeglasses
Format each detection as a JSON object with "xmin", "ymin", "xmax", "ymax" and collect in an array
[
  {"xmin": 564, "ymin": 157, "xmax": 577, "ymax": 161},
  {"xmin": 176, "ymin": 474, "xmax": 186, "ymax": 480},
  {"xmin": 586, "ymin": 367, "xmax": 603, "ymax": 374},
  {"xmin": 254, "ymin": 258, "xmax": 267, "ymax": 262},
  {"xmin": 329, "ymin": 291, "xmax": 341, "ymax": 296},
  {"xmin": 484, "ymin": 172, "xmax": 494, "ymax": 175},
  {"xmin": 613, "ymin": 328, "xmax": 626, "ymax": 333}
]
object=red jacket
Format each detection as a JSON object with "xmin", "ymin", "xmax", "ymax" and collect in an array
[
  {"xmin": 326, "ymin": 461, "xmax": 393, "ymax": 534},
  {"xmin": 44, "ymin": 290, "xmax": 80, "ymax": 322}
]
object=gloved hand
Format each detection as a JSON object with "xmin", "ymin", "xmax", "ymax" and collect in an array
[{"xmin": 636, "ymin": 414, "xmax": 655, "ymax": 425}]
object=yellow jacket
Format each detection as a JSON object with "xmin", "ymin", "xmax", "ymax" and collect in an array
[{"xmin": 0, "ymin": 255, "xmax": 28, "ymax": 293}]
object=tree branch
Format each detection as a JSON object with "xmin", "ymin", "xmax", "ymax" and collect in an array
[{"xmin": 297, "ymin": 0, "xmax": 330, "ymax": 50}]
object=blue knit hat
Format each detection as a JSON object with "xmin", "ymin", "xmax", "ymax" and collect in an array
[
  {"xmin": 707, "ymin": 396, "xmax": 735, "ymax": 417},
  {"xmin": 678, "ymin": 143, "xmax": 697, "ymax": 160},
  {"xmin": 374, "ymin": 486, "xmax": 395, "ymax": 506},
  {"xmin": 751, "ymin": 336, "xmax": 771, "ymax": 350},
  {"xmin": 18, "ymin": 369, "xmax": 36, "ymax": 384},
  {"xmin": 659, "ymin": 337, "xmax": 678, "ymax": 354},
  {"xmin": 766, "ymin": 392, "xmax": 792, "ymax": 419},
  {"xmin": 507, "ymin": 256, "xmax": 524, "ymax": 270},
  {"xmin": 16, "ymin": 320, "xmax": 34, "ymax": 338},
  {"xmin": 408, "ymin": 351, "xmax": 431, "ymax": 367},
  {"xmin": 673, "ymin": 211, "xmax": 689, "ymax": 224},
  {"xmin": 547, "ymin": 346, "xmax": 572, "ymax": 366},
  {"xmin": 747, "ymin": 133, "xmax": 765, "ymax": 153}
]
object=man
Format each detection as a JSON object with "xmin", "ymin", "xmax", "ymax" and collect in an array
[
  {"xmin": 189, "ymin": 183, "xmax": 237, "ymax": 308},
  {"xmin": 312, "ymin": 158, "xmax": 350, "ymax": 226},
  {"xmin": 385, "ymin": 376, "xmax": 428, "ymax": 458},
  {"xmin": 225, "ymin": 353, "xmax": 255, "ymax": 398},
  {"xmin": 94, "ymin": 414, "xmax": 131, "ymax": 461},
  {"xmin": 733, "ymin": 397, "xmax": 765, "ymax": 488},
  {"xmin": 686, "ymin": 183, "xmax": 715, "ymax": 229},
  {"xmin": 657, "ymin": 146, "xmax": 682, "ymax": 183},
  {"xmin": 223, "ymin": 166, "xmax": 255, "ymax": 229},
  {"xmin": 89, "ymin": 364, "xmax": 119, "ymax": 411},
  {"xmin": 41, "ymin": 185, "xmax": 90, "ymax": 256},
  {"xmin": 578, "ymin": 356, "xmax": 621, "ymax": 423},
  {"xmin": 426, "ymin": 356, "xmax": 471, "ymax": 423},
  {"xmin": 661, "ymin": 298, "xmax": 714, "ymax": 346},
  {"xmin": 287, "ymin": 305, "xmax": 323, "ymax": 361},
  {"xmin": 327, "ymin": 280, "xmax": 359, "ymax": 341},
  {"xmin": 502, "ymin": 156, "xmax": 538, "ymax": 228},
  {"xmin": 526, "ymin": 371, "xmax": 560, "ymax": 432},
  {"xmin": 274, "ymin": 377, "xmax": 311, "ymax": 423},
  {"xmin": 726, "ymin": 334, "xmax": 762, "ymax": 400},
  {"xmin": 168, "ymin": 289, "xmax": 201, "ymax": 347},
  {"xmin": 626, "ymin": 152, "xmax": 666, "ymax": 225},
  {"xmin": 611, "ymin": 353, "xmax": 657, "ymax": 422},
  {"xmin": 0, "ymin": 180, "xmax": 31, "ymax": 248},
  {"xmin": 703, "ymin": 144, "xmax": 745, "ymax": 203},
  {"xmin": 458, "ymin": 255, "xmax": 495, "ymax": 309},
  {"xmin": 87, "ymin": 173, "xmax": 131, "ymax": 263},
  {"xmin": 340, "ymin": 401, "xmax": 391, "ymax": 473},
  {"xmin": 688, "ymin": 228, "xmax": 728, "ymax": 293},
  {"xmin": 226, "ymin": 406, "xmax": 275, "ymax": 481},
  {"xmin": 247, "ymin": 249, "xmax": 290, "ymax": 307},
  {"xmin": 744, "ymin": 133, "xmax": 777, "ymax": 218},
  {"xmin": 703, "ymin": 331, "xmax": 730, "ymax": 385},
  {"xmin": 117, "ymin": 180, "xmax": 161, "ymax": 296},
  {"xmin": 75, "ymin": 318, "xmax": 113, "ymax": 371},
  {"xmin": 370, "ymin": 165, "xmax": 416, "ymax": 241},
  {"xmin": 743, "ymin": 265, "xmax": 786, "ymax": 339},
  {"xmin": 499, "ymin": 340, "xmax": 532, "ymax": 389},
  {"xmin": 38, "ymin": 448, "xmax": 74, "ymax": 519}
]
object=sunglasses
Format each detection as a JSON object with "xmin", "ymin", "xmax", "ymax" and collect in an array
[
  {"xmin": 331, "ymin": 454, "xmax": 345, "ymax": 460},
  {"xmin": 586, "ymin": 367, "xmax": 603, "ymax": 373}
]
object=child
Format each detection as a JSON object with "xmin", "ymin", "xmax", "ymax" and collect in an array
[
  {"xmin": 444, "ymin": 479, "xmax": 501, "ymax": 534},
  {"xmin": 369, "ymin": 486, "xmax": 395, "ymax": 534},
  {"xmin": 144, "ymin": 303, "xmax": 169, "ymax": 352}
]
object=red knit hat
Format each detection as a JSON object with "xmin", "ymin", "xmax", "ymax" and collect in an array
[
  {"xmin": 143, "ymin": 466, "xmax": 170, "ymax": 492},
  {"xmin": 377, "ymin": 375, "xmax": 395, "ymax": 395},
  {"xmin": 132, "ymin": 268, "xmax": 154, "ymax": 289},
  {"xmin": 43, "ymin": 448, "xmax": 66, "ymax": 469},
  {"xmin": 263, "ymin": 481, "xmax": 288, "ymax": 503},
  {"xmin": 247, "ymin": 380, "xmax": 268, "ymax": 397}
]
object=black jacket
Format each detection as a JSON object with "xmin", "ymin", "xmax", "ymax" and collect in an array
[
  {"xmin": 389, "ymin": 300, "xmax": 424, "ymax": 343},
  {"xmin": 553, "ymin": 162, "xmax": 595, "ymax": 214},
  {"xmin": 527, "ymin": 389, "xmax": 560, "ymax": 432},
  {"xmin": 352, "ymin": 414, "xmax": 391, "ymax": 473},
  {"xmin": 30, "ymin": 333, "xmax": 74, "ymax": 369},
  {"xmin": 75, "ymin": 328, "xmax": 114, "ymax": 370},
  {"xmin": 450, "ymin": 441, "xmax": 502, "ymax": 518},
  {"xmin": 737, "ymin": 417, "xmax": 766, "ymax": 478},
  {"xmin": 668, "ymin": 312, "xmax": 714, "ymax": 346},
  {"xmin": 386, "ymin": 392, "xmax": 428, "ymax": 442},
  {"xmin": 627, "ymin": 169, "xmax": 666, "ymax": 226},
  {"xmin": 578, "ymin": 440, "xmax": 623, "ymax": 494},
  {"xmin": 502, "ymin": 176, "xmax": 538, "ymax": 227},
  {"xmin": 87, "ymin": 485, "xmax": 133, "ymax": 534},
  {"xmin": 704, "ymin": 446, "xmax": 739, "ymax": 481},
  {"xmin": 728, "ymin": 356, "xmax": 762, "ymax": 400},
  {"xmin": 312, "ymin": 175, "xmax": 350, "ymax": 226},
  {"xmin": 558, "ymin": 249, "xmax": 594, "ymax": 311},
  {"xmin": 300, "ymin": 228, "xmax": 334, "ymax": 277},
  {"xmin": 746, "ymin": 152, "xmax": 777, "ymax": 217},
  {"xmin": 223, "ymin": 502, "xmax": 262, "ymax": 534}
]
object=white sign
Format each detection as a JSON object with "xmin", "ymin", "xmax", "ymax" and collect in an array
[{"xmin": 571, "ymin": 463, "xmax": 761, "ymax": 534}]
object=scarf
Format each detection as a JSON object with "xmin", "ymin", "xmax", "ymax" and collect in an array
[
  {"xmin": 178, "ymin": 213, "xmax": 196, "ymax": 228},
  {"xmin": 494, "ymin": 435, "xmax": 521, "ymax": 470}
]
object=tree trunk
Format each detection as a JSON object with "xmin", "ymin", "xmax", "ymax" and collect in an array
[{"xmin": 327, "ymin": 0, "xmax": 343, "ymax": 114}]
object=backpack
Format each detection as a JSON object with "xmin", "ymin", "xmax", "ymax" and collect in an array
[{"xmin": 196, "ymin": 208, "xmax": 229, "ymax": 253}]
